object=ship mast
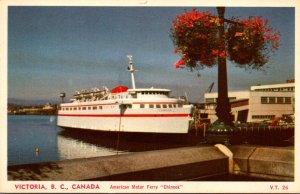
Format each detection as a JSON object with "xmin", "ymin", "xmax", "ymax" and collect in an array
[{"xmin": 127, "ymin": 55, "xmax": 136, "ymax": 89}]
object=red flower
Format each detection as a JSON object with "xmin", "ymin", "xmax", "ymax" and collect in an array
[
  {"xmin": 211, "ymin": 49, "xmax": 219, "ymax": 55},
  {"xmin": 263, "ymin": 35, "xmax": 270, "ymax": 40},
  {"xmin": 174, "ymin": 48, "xmax": 179, "ymax": 54},
  {"xmin": 174, "ymin": 59, "xmax": 185, "ymax": 69},
  {"xmin": 219, "ymin": 52, "xmax": 226, "ymax": 58}
]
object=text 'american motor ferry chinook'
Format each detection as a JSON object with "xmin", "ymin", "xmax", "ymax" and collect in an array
[{"xmin": 57, "ymin": 56, "xmax": 193, "ymax": 134}]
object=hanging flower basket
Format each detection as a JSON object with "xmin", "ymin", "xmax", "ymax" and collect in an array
[
  {"xmin": 170, "ymin": 9, "xmax": 220, "ymax": 69},
  {"xmin": 171, "ymin": 9, "xmax": 280, "ymax": 70},
  {"xmin": 227, "ymin": 16, "xmax": 280, "ymax": 68}
]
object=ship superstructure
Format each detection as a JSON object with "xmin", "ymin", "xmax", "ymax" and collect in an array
[{"xmin": 57, "ymin": 56, "xmax": 193, "ymax": 134}]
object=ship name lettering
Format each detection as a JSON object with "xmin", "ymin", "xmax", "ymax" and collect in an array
[{"xmin": 161, "ymin": 184, "xmax": 183, "ymax": 189}]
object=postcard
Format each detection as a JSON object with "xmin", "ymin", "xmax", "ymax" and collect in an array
[{"xmin": 1, "ymin": 0, "xmax": 299, "ymax": 193}]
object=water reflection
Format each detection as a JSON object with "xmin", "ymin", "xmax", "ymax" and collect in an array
[
  {"xmin": 57, "ymin": 129, "xmax": 194, "ymax": 160},
  {"xmin": 57, "ymin": 133, "xmax": 127, "ymax": 160}
]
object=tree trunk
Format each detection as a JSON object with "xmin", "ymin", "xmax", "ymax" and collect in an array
[{"xmin": 215, "ymin": 7, "xmax": 233, "ymax": 126}]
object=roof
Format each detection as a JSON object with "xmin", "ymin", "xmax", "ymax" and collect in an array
[
  {"xmin": 127, "ymin": 88, "xmax": 171, "ymax": 93},
  {"xmin": 251, "ymin": 82, "xmax": 295, "ymax": 91}
]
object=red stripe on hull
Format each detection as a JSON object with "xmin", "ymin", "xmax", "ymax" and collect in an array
[{"xmin": 58, "ymin": 114, "xmax": 190, "ymax": 117}]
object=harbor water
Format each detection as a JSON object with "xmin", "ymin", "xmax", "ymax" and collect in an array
[
  {"xmin": 8, "ymin": 115, "xmax": 293, "ymax": 181},
  {"xmin": 8, "ymin": 115, "xmax": 192, "ymax": 166}
]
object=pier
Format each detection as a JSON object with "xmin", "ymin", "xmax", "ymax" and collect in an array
[{"xmin": 8, "ymin": 145, "xmax": 294, "ymax": 181}]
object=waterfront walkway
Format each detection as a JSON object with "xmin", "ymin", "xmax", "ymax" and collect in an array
[{"xmin": 7, "ymin": 145, "xmax": 294, "ymax": 181}]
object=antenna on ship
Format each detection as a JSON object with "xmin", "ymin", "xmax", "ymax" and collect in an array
[
  {"xmin": 60, "ymin": 92, "xmax": 66, "ymax": 102},
  {"xmin": 127, "ymin": 55, "xmax": 136, "ymax": 89}
]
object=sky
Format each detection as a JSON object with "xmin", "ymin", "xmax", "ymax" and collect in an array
[{"xmin": 8, "ymin": 6, "xmax": 295, "ymax": 104}]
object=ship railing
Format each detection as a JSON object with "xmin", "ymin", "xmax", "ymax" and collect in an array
[{"xmin": 99, "ymin": 94, "xmax": 109, "ymax": 101}]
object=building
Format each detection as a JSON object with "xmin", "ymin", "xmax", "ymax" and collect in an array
[{"xmin": 201, "ymin": 81, "xmax": 295, "ymax": 123}]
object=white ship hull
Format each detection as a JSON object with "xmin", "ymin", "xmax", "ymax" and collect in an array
[
  {"xmin": 57, "ymin": 56, "xmax": 194, "ymax": 134},
  {"xmin": 57, "ymin": 105, "xmax": 193, "ymax": 134}
]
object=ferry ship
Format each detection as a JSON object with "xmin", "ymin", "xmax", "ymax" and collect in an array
[{"xmin": 57, "ymin": 56, "xmax": 193, "ymax": 134}]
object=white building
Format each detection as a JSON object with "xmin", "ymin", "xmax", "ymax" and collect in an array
[{"xmin": 202, "ymin": 81, "xmax": 295, "ymax": 123}]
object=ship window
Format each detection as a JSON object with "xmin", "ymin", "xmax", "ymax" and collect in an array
[
  {"xmin": 156, "ymin": 104, "xmax": 161, "ymax": 108},
  {"xmin": 82, "ymin": 107, "xmax": 86, "ymax": 110},
  {"xmin": 140, "ymin": 104, "xmax": 145, "ymax": 108},
  {"xmin": 163, "ymin": 104, "xmax": 167, "ymax": 108},
  {"xmin": 88, "ymin": 107, "xmax": 91, "ymax": 110},
  {"xmin": 168, "ymin": 104, "xmax": 172, "ymax": 108},
  {"xmin": 66, "ymin": 108, "xmax": 69, "ymax": 111},
  {"xmin": 178, "ymin": 104, "xmax": 183, "ymax": 108},
  {"xmin": 127, "ymin": 105, "xmax": 132, "ymax": 109},
  {"xmin": 173, "ymin": 104, "xmax": 177, "ymax": 108},
  {"xmin": 74, "ymin": 107, "xmax": 77, "ymax": 111},
  {"xmin": 93, "ymin": 106, "xmax": 97, "ymax": 110},
  {"xmin": 99, "ymin": 106, "xmax": 102, "ymax": 109},
  {"xmin": 149, "ymin": 104, "xmax": 154, "ymax": 108},
  {"xmin": 78, "ymin": 107, "xmax": 81, "ymax": 110}
]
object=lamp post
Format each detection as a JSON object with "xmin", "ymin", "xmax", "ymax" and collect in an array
[{"xmin": 206, "ymin": 7, "xmax": 236, "ymax": 145}]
